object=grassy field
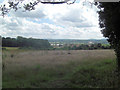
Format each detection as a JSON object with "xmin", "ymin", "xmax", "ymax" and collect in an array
[
  {"xmin": 2, "ymin": 48, "xmax": 119, "ymax": 88},
  {"xmin": 2, "ymin": 47, "xmax": 19, "ymax": 50}
]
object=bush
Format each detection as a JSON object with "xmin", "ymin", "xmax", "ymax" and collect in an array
[{"xmin": 2, "ymin": 47, "xmax": 6, "ymax": 50}]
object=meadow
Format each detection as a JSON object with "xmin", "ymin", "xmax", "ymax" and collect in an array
[{"xmin": 2, "ymin": 48, "xmax": 118, "ymax": 88}]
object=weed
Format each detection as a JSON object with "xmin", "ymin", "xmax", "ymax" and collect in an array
[{"xmin": 2, "ymin": 50, "xmax": 117, "ymax": 88}]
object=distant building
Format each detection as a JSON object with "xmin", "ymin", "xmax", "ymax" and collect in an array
[{"xmin": 88, "ymin": 42, "xmax": 94, "ymax": 44}]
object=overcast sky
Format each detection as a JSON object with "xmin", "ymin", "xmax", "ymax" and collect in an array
[{"xmin": 0, "ymin": 0, "xmax": 104, "ymax": 39}]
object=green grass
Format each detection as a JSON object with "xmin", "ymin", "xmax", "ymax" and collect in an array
[
  {"xmin": 3, "ymin": 58, "xmax": 118, "ymax": 88},
  {"xmin": 69, "ymin": 59, "xmax": 118, "ymax": 88},
  {"xmin": 2, "ymin": 49, "xmax": 117, "ymax": 88},
  {"xmin": 2, "ymin": 47, "xmax": 19, "ymax": 50}
]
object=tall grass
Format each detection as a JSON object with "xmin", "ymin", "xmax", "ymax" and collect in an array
[{"xmin": 2, "ymin": 50, "xmax": 117, "ymax": 88}]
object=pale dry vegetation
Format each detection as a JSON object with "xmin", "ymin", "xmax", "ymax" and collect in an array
[
  {"xmin": 3, "ymin": 50, "xmax": 116, "ymax": 70},
  {"xmin": 3, "ymin": 49, "xmax": 118, "ymax": 88}
]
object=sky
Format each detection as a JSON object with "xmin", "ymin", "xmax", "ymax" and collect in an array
[{"xmin": 0, "ymin": 0, "xmax": 104, "ymax": 39}]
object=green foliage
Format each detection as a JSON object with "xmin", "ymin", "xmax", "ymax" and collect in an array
[
  {"xmin": 55, "ymin": 43, "xmax": 111, "ymax": 50},
  {"xmin": 2, "ymin": 36, "xmax": 51, "ymax": 49},
  {"xmin": 70, "ymin": 59, "xmax": 117, "ymax": 88},
  {"xmin": 97, "ymin": 2, "xmax": 120, "ymax": 69}
]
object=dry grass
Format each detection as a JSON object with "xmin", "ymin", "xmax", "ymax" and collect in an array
[
  {"xmin": 2, "ymin": 49, "xmax": 118, "ymax": 88},
  {"xmin": 3, "ymin": 50, "xmax": 116, "ymax": 70}
]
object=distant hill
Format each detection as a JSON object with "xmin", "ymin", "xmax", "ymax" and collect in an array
[{"xmin": 47, "ymin": 39, "xmax": 109, "ymax": 44}]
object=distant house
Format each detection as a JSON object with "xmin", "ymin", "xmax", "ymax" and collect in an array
[
  {"xmin": 76, "ymin": 44, "xmax": 80, "ymax": 47},
  {"xmin": 88, "ymin": 41, "xmax": 94, "ymax": 44}
]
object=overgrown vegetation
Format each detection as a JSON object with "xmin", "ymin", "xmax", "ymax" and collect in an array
[{"xmin": 3, "ymin": 49, "xmax": 117, "ymax": 88}]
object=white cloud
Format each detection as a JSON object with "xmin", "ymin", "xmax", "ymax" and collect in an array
[{"xmin": 0, "ymin": 1, "xmax": 104, "ymax": 39}]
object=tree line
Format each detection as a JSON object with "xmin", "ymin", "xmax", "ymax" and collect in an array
[
  {"xmin": 54, "ymin": 43, "xmax": 111, "ymax": 50},
  {"xmin": 69, "ymin": 43, "xmax": 111, "ymax": 50},
  {"xmin": 2, "ymin": 36, "xmax": 51, "ymax": 49}
]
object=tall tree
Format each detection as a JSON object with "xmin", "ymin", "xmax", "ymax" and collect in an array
[{"xmin": 97, "ymin": 2, "xmax": 120, "ymax": 71}]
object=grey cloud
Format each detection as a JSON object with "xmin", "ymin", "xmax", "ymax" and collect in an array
[
  {"xmin": 41, "ymin": 24, "xmax": 51, "ymax": 30},
  {"xmin": 6, "ymin": 22, "xmax": 19, "ymax": 30},
  {"xmin": 10, "ymin": 8, "xmax": 46, "ymax": 19},
  {"xmin": 2, "ymin": 18, "xmax": 23, "ymax": 31},
  {"xmin": 56, "ymin": 9, "xmax": 95, "ymax": 28},
  {"xmin": 41, "ymin": 24, "xmax": 58, "ymax": 35},
  {"xmin": 75, "ymin": 22, "xmax": 94, "ymax": 28},
  {"xmin": 61, "ymin": 9, "xmax": 85, "ymax": 22}
]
